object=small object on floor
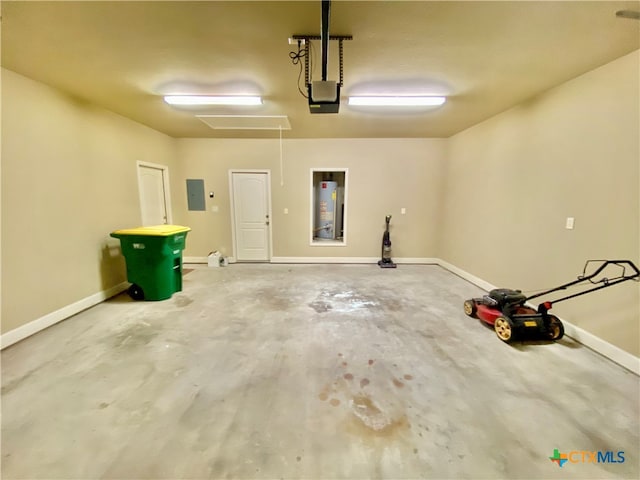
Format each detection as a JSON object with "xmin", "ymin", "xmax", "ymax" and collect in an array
[{"xmin": 208, "ymin": 251, "xmax": 222, "ymax": 267}]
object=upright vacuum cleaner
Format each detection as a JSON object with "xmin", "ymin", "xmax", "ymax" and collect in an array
[{"xmin": 378, "ymin": 215, "xmax": 397, "ymax": 268}]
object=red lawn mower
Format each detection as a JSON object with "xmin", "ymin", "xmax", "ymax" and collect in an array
[{"xmin": 463, "ymin": 260, "xmax": 639, "ymax": 343}]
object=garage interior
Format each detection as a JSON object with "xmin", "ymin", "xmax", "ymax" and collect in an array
[{"xmin": 1, "ymin": 1, "xmax": 639, "ymax": 479}]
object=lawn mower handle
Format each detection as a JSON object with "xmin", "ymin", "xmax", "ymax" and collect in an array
[{"xmin": 525, "ymin": 260, "xmax": 640, "ymax": 308}]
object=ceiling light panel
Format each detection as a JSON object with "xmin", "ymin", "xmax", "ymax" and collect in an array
[
  {"xmin": 164, "ymin": 95, "xmax": 262, "ymax": 106},
  {"xmin": 348, "ymin": 96, "xmax": 446, "ymax": 106}
]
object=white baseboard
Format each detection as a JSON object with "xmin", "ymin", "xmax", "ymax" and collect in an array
[
  {"xmin": 183, "ymin": 256, "xmax": 208, "ymax": 264},
  {"xmin": 437, "ymin": 259, "xmax": 640, "ymax": 375},
  {"xmin": 271, "ymin": 256, "xmax": 377, "ymax": 264},
  {"xmin": 190, "ymin": 256, "xmax": 436, "ymax": 265},
  {"xmin": 395, "ymin": 258, "xmax": 439, "ymax": 265},
  {"xmin": 1, "ymin": 281, "xmax": 129, "ymax": 350},
  {"xmin": 184, "ymin": 256, "xmax": 237, "ymax": 264},
  {"xmin": 437, "ymin": 259, "xmax": 497, "ymax": 291},
  {"xmin": 189, "ymin": 256, "xmax": 436, "ymax": 265},
  {"xmin": 270, "ymin": 257, "xmax": 438, "ymax": 264},
  {"xmin": 561, "ymin": 322, "xmax": 640, "ymax": 375}
]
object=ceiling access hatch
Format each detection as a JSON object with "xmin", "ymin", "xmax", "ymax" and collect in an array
[{"xmin": 197, "ymin": 115, "xmax": 291, "ymax": 130}]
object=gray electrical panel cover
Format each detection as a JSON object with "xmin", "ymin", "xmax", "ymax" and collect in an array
[{"xmin": 186, "ymin": 179, "xmax": 206, "ymax": 211}]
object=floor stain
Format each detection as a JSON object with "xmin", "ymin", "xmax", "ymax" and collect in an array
[
  {"xmin": 318, "ymin": 392, "xmax": 329, "ymax": 401},
  {"xmin": 360, "ymin": 378, "xmax": 370, "ymax": 388},
  {"xmin": 417, "ymin": 331, "xmax": 436, "ymax": 340},
  {"xmin": 344, "ymin": 373, "xmax": 354, "ymax": 381},
  {"xmin": 269, "ymin": 298, "xmax": 290, "ymax": 310},
  {"xmin": 348, "ymin": 395, "xmax": 410, "ymax": 437},
  {"xmin": 309, "ymin": 301, "xmax": 332, "ymax": 313},
  {"xmin": 330, "ymin": 398, "xmax": 341, "ymax": 407},
  {"xmin": 113, "ymin": 323, "xmax": 159, "ymax": 348},
  {"xmin": 381, "ymin": 297, "xmax": 402, "ymax": 312},
  {"xmin": 254, "ymin": 288, "xmax": 291, "ymax": 311},
  {"xmin": 368, "ymin": 359, "xmax": 375, "ymax": 366},
  {"xmin": 0, "ymin": 368, "xmax": 37, "ymax": 396},
  {"xmin": 98, "ymin": 402, "xmax": 110, "ymax": 409},
  {"xmin": 315, "ymin": 289, "xmax": 378, "ymax": 312},
  {"xmin": 173, "ymin": 295, "xmax": 193, "ymax": 308},
  {"xmin": 393, "ymin": 378, "xmax": 405, "ymax": 388},
  {"xmin": 403, "ymin": 374, "xmax": 414, "ymax": 381},
  {"xmin": 296, "ymin": 456, "xmax": 301, "ymax": 462}
]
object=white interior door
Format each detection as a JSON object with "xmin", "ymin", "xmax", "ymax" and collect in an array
[
  {"xmin": 138, "ymin": 164, "xmax": 168, "ymax": 225},
  {"xmin": 232, "ymin": 172, "xmax": 270, "ymax": 261}
]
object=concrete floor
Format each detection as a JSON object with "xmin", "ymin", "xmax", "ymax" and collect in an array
[{"xmin": 1, "ymin": 264, "xmax": 638, "ymax": 479}]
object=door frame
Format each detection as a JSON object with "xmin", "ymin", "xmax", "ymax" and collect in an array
[
  {"xmin": 229, "ymin": 169, "xmax": 273, "ymax": 262},
  {"xmin": 136, "ymin": 161, "xmax": 173, "ymax": 225},
  {"xmin": 309, "ymin": 167, "xmax": 349, "ymax": 246}
]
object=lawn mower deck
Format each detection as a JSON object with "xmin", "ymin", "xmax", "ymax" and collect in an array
[
  {"xmin": 463, "ymin": 260, "xmax": 639, "ymax": 343},
  {"xmin": 464, "ymin": 290, "xmax": 563, "ymax": 343}
]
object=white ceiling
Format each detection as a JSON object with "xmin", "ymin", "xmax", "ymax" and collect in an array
[{"xmin": 2, "ymin": 0, "xmax": 639, "ymax": 139}]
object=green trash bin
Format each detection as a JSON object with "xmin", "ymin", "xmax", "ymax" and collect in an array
[{"xmin": 110, "ymin": 225, "xmax": 191, "ymax": 301}]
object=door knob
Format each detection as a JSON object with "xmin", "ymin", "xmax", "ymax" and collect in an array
[{"xmin": 266, "ymin": 221, "xmax": 270, "ymax": 226}]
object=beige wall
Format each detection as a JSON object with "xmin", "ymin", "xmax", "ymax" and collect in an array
[
  {"xmin": 3, "ymin": 50, "xmax": 638, "ymax": 358},
  {"xmin": 1, "ymin": 69, "xmax": 179, "ymax": 334},
  {"xmin": 175, "ymin": 138, "xmax": 446, "ymax": 260},
  {"xmin": 439, "ymin": 51, "xmax": 640, "ymax": 355}
]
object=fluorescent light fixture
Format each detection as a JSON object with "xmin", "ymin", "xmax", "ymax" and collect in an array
[
  {"xmin": 348, "ymin": 96, "xmax": 446, "ymax": 106},
  {"xmin": 164, "ymin": 95, "xmax": 262, "ymax": 106}
]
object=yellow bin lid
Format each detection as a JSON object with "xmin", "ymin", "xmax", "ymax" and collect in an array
[{"xmin": 111, "ymin": 225, "xmax": 191, "ymax": 236}]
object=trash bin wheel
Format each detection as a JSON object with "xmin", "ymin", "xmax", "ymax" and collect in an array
[{"xmin": 128, "ymin": 284, "xmax": 144, "ymax": 301}]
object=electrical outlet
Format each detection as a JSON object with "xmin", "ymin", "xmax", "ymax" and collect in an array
[
  {"xmin": 401, "ymin": 208, "xmax": 406, "ymax": 215},
  {"xmin": 284, "ymin": 208, "xmax": 289, "ymax": 214},
  {"xmin": 565, "ymin": 217, "xmax": 574, "ymax": 229}
]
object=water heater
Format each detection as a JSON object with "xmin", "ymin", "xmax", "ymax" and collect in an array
[{"xmin": 316, "ymin": 181, "xmax": 337, "ymax": 239}]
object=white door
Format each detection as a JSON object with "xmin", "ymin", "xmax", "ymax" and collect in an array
[
  {"xmin": 138, "ymin": 164, "xmax": 168, "ymax": 225},
  {"xmin": 232, "ymin": 172, "xmax": 270, "ymax": 261}
]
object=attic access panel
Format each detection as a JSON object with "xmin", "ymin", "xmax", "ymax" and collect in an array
[{"xmin": 197, "ymin": 115, "xmax": 291, "ymax": 131}]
